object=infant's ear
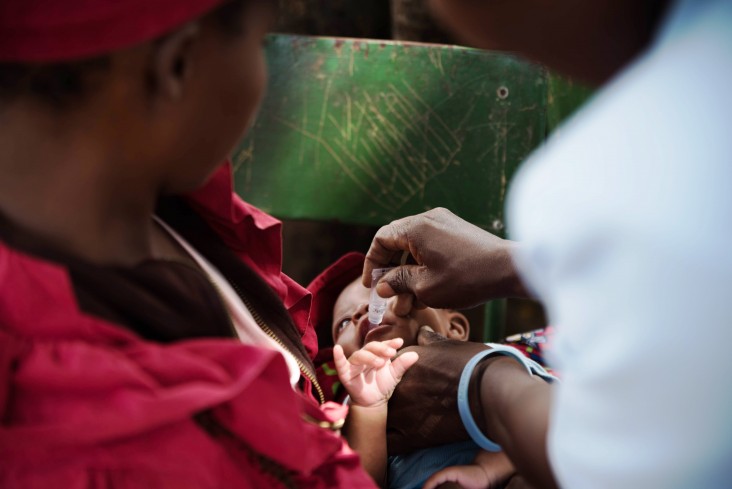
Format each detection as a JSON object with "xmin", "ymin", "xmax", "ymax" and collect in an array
[{"xmin": 444, "ymin": 310, "xmax": 470, "ymax": 341}]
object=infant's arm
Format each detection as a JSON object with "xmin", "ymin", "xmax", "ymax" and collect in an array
[
  {"xmin": 423, "ymin": 450, "xmax": 516, "ymax": 489},
  {"xmin": 334, "ymin": 339, "xmax": 418, "ymax": 488}
]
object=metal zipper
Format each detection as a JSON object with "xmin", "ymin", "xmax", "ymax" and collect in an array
[
  {"xmin": 152, "ymin": 217, "xmax": 326, "ymax": 405},
  {"xmin": 237, "ymin": 291, "xmax": 327, "ymax": 406},
  {"xmin": 193, "ymin": 264, "xmax": 327, "ymax": 405},
  {"xmin": 168, "ymin": 261, "xmax": 327, "ymax": 405}
]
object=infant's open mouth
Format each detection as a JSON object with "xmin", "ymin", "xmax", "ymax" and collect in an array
[{"xmin": 363, "ymin": 322, "xmax": 396, "ymax": 344}]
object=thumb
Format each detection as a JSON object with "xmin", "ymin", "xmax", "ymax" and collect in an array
[
  {"xmin": 391, "ymin": 351, "xmax": 419, "ymax": 380},
  {"xmin": 417, "ymin": 325, "xmax": 447, "ymax": 346}
]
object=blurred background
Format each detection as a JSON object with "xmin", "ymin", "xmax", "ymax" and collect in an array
[
  {"xmin": 272, "ymin": 0, "xmax": 455, "ymax": 285},
  {"xmin": 246, "ymin": 0, "xmax": 590, "ymax": 338},
  {"xmin": 276, "ymin": 0, "xmax": 453, "ymax": 43}
]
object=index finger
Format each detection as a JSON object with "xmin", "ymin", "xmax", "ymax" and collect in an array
[{"xmin": 363, "ymin": 216, "xmax": 416, "ymax": 288}]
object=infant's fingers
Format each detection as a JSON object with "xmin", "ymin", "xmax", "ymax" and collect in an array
[
  {"xmin": 391, "ymin": 351, "xmax": 419, "ymax": 380},
  {"xmin": 348, "ymin": 348, "xmax": 387, "ymax": 368},
  {"xmin": 422, "ymin": 467, "xmax": 455, "ymax": 489},
  {"xmin": 384, "ymin": 337, "xmax": 404, "ymax": 350},
  {"xmin": 361, "ymin": 340, "xmax": 399, "ymax": 359},
  {"xmin": 333, "ymin": 345, "xmax": 350, "ymax": 372}
]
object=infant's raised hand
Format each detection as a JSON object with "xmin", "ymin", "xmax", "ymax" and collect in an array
[{"xmin": 333, "ymin": 338, "xmax": 419, "ymax": 408}]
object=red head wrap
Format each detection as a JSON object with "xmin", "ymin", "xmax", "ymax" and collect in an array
[
  {"xmin": 0, "ymin": 0, "xmax": 226, "ymax": 62},
  {"xmin": 307, "ymin": 252, "xmax": 366, "ymax": 349}
]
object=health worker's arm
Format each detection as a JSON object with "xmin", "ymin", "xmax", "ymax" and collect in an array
[{"xmin": 389, "ymin": 330, "xmax": 558, "ymax": 489}]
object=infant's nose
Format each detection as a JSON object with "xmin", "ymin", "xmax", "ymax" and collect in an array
[
  {"xmin": 353, "ymin": 302, "xmax": 369, "ymax": 321},
  {"xmin": 389, "ymin": 294, "xmax": 415, "ymax": 318}
]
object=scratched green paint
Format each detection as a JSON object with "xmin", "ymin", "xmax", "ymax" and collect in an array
[
  {"xmin": 231, "ymin": 35, "xmax": 591, "ymax": 341},
  {"xmin": 547, "ymin": 75, "xmax": 594, "ymax": 134},
  {"xmin": 233, "ymin": 35, "xmax": 549, "ymax": 232}
]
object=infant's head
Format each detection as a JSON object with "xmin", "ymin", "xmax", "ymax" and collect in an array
[
  {"xmin": 309, "ymin": 253, "xmax": 470, "ymax": 359},
  {"xmin": 332, "ymin": 276, "xmax": 469, "ymax": 358}
]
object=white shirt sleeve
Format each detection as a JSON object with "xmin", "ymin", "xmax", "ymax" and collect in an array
[{"xmin": 506, "ymin": 1, "xmax": 732, "ymax": 487}]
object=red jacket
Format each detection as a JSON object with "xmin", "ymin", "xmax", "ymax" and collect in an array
[{"xmin": 0, "ymin": 164, "xmax": 375, "ymax": 488}]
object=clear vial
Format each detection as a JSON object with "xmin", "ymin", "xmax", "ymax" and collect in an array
[{"xmin": 368, "ymin": 268, "xmax": 392, "ymax": 326}]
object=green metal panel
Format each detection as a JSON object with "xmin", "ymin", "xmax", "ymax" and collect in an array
[
  {"xmin": 231, "ymin": 35, "xmax": 591, "ymax": 342},
  {"xmin": 546, "ymin": 74, "xmax": 594, "ymax": 134},
  {"xmin": 233, "ymin": 35, "xmax": 548, "ymax": 232}
]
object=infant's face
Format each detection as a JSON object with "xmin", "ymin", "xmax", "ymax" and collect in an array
[{"xmin": 331, "ymin": 278, "xmax": 457, "ymax": 359}]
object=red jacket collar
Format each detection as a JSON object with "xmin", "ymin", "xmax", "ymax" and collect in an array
[
  {"xmin": 184, "ymin": 163, "xmax": 317, "ymax": 360},
  {"xmin": 0, "ymin": 162, "xmax": 317, "ymax": 357},
  {"xmin": 0, "ymin": 167, "xmax": 372, "ymax": 488}
]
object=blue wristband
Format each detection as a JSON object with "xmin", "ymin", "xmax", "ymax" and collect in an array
[{"xmin": 457, "ymin": 346, "xmax": 540, "ymax": 452}]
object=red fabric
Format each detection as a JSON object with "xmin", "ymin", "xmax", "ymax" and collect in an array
[
  {"xmin": 0, "ymin": 164, "xmax": 375, "ymax": 488},
  {"xmin": 0, "ymin": 0, "xmax": 225, "ymax": 62},
  {"xmin": 307, "ymin": 252, "xmax": 365, "ymax": 348},
  {"xmin": 308, "ymin": 253, "xmax": 365, "ymax": 403},
  {"xmin": 186, "ymin": 164, "xmax": 318, "ymax": 362}
]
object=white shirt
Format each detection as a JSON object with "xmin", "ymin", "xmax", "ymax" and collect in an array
[{"xmin": 507, "ymin": 0, "xmax": 732, "ymax": 487}]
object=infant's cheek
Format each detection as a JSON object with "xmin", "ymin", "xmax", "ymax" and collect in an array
[{"xmin": 339, "ymin": 329, "xmax": 361, "ymax": 358}]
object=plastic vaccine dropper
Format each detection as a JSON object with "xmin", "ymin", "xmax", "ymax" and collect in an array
[{"xmin": 368, "ymin": 268, "xmax": 393, "ymax": 328}]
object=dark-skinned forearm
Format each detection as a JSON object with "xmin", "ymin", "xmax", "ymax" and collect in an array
[
  {"xmin": 471, "ymin": 358, "xmax": 558, "ymax": 489},
  {"xmin": 498, "ymin": 242, "xmax": 532, "ymax": 300}
]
